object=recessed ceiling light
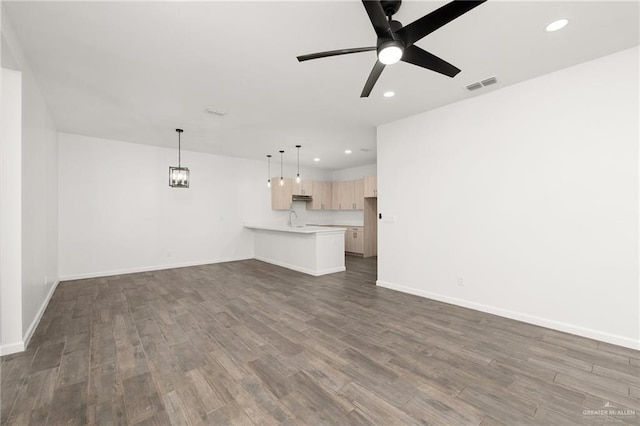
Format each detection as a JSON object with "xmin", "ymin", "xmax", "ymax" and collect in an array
[
  {"xmin": 345, "ymin": 150, "xmax": 352, "ymax": 154},
  {"xmin": 383, "ymin": 91, "xmax": 395, "ymax": 98},
  {"xmin": 313, "ymin": 158, "xmax": 320, "ymax": 162},
  {"xmin": 545, "ymin": 19, "xmax": 568, "ymax": 32}
]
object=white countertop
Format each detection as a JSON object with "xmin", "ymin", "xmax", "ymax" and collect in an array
[
  {"xmin": 308, "ymin": 223, "xmax": 364, "ymax": 228},
  {"xmin": 244, "ymin": 224, "xmax": 346, "ymax": 234}
]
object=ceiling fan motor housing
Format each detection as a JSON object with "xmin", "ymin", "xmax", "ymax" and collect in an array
[
  {"xmin": 377, "ymin": 19, "xmax": 404, "ymax": 44},
  {"xmin": 380, "ymin": 0, "xmax": 402, "ymax": 17},
  {"xmin": 377, "ymin": 19, "xmax": 404, "ymax": 60}
]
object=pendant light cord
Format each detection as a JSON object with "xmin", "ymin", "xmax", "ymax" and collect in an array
[
  {"xmin": 280, "ymin": 151, "xmax": 284, "ymax": 178},
  {"xmin": 176, "ymin": 129, "xmax": 184, "ymax": 169}
]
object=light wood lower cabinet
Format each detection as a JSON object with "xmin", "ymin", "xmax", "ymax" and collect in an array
[{"xmin": 345, "ymin": 227, "xmax": 364, "ymax": 254}]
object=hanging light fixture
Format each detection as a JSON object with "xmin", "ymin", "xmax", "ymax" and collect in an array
[
  {"xmin": 169, "ymin": 129, "xmax": 190, "ymax": 188},
  {"xmin": 266, "ymin": 154, "xmax": 272, "ymax": 188},
  {"xmin": 295, "ymin": 145, "xmax": 302, "ymax": 184},
  {"xmin": 279, "ymin": 150, "xmax": 285, "ymax": 187}
]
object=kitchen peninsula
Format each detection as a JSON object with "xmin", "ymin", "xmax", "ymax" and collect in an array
[{"xmin": 244, "ymin": 224, "xmax": 346, "ymax": 276}]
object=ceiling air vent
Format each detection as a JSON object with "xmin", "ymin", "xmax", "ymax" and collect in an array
[
  {"xmin": 466, "ymin": 76, "xmax": 498, "ymax": 92},
  {"xmin": 466, "ymin": 82, "xmax": 483, "ymax": 91},
  {"xmin": 481, "ymin": 77, "xmax": 498, "ymax": 87}
]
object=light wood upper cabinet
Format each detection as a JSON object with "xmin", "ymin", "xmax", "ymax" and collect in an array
[
  {"xmin": 309, "ymin": 181, "xmax": 332, "ymax": 210},
  {"xmin": 270, "ymin": 176, "xmax": 375, "ymax": 211},
  {"xmin": 354, "ymin": 179, "xmax": 364, "ymax": 209},
  {"xmin": 331, "ymin": 181, "xmax": 342, "ymax": 210},
  {"xmin": 292, "ymin": 179, "xmax": 313, "ymax": 196},
  {"xmin": 332, "ymin": 180, "xmax": 354, "ymax": 210},
  {"xmin": 364, "ymin": 175, "xmax": 377, "ymax": 198},
  {"xmin": 270, "ymin": 177, "xmax": 293, "ymax": 210},
  {"xmin": 333, "ymin": 179, "xmax": 364, "ymax": 210}
]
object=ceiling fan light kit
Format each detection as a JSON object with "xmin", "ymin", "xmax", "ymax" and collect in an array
[
  {"xmin": 297, "ymin": 0, "xmax": 486, "ymax": 97},
  {"xmin": 377, "ymin": 40, "xmax": 404, "ymax": 65}
]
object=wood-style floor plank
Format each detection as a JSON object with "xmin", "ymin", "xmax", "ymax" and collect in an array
[{"xmin": 2, "ymin": 256, "xmax": 639, "ymax": 425}]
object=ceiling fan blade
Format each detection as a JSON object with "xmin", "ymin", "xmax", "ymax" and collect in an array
[
  {"xmin": 360, "ymin": 60, "xmax": 386, "ymax": 98},
  {"xmin": 397, "ymin": 0, "xmax": 486, "ymax": 46},
  {"xmin": 362, "ymin": 0, "xmax": 393, "ymax": 38},
  {"xmin": 401, "ymin": 45, "xmax": 460, "ymax": 77},
  {"xmin": 297, "ymin": 47, "xmax": 376, "ymax": 62}
]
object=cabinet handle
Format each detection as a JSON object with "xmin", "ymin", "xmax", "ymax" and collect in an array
[
  {"xmin": 339, "ymin": 203, "xmax": 342, "ymax": 209},
  {"xmin": 353, "ymin": 203, "xmax": 356, "ymax": 209},
  {"xmin": 353, "ymin": 232, "xmax": 357, "ymax": 238}
]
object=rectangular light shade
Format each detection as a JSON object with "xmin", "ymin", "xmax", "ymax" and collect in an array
[{"xmin": 169, "ymin": 166, "xmax": 190, "ymax": 188}]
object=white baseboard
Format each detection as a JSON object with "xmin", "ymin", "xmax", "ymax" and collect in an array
[
  {"xmin": 1, "ymin": 279, "xmax": 60, "ymax": 356},
  {"xmin": 0, "ymin": 341, "xmax": 25, "ymax": 356},
  {"xmin": 23, "ymin": 279, "xmax": 60, "ymax": 349},
  {"xmin": 376, "ymin": 280, "xmax": 640, "ymax": 351},
  {"xmin": 59, "ymin": 256, "xmax": 253, "ymax": 281},
  {"xmin": 255, "ymin": 256, "xmax": 346, "ymax": 276}
]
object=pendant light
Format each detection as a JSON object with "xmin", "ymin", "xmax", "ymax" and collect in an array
[
  {"xmin": 266, "ymin": 154, "xmax": 272, "ymax": 188},
  {"xmin": 169, "ymin": 129, "xmax": 190, "ymax": 188},
  {"xmin": 279, "ymin": 150, "xmax": 285, "ymax": 187},
  {"xmin": 295, "ymin": 145, "xmax": 301, "ymax": 184}
]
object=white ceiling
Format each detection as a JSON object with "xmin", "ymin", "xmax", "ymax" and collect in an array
[{"xmin": 3, "ymin": 1, "xmax": 639, "ymax": 170}]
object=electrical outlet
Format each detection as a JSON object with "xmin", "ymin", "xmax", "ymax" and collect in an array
[{"xmin": 457, "ymin": 277, "xmax": 464, "ymax": 286}]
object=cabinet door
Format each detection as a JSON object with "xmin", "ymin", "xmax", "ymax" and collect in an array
[
  {"xmin": 293, "ymin": 179, "xmax": 314, "ymax": 196},
  {"xmin": 344, "ymin": 180, "xmax": 355, "ymax": 209},
  {"xmin": 321, "ymin": 181, "xmax": 332, "ymax": 210},
  {"xmin": 271, "ymin": 177, "xmax": 293, "ymax": 210},
  {"xmin": 353, "ymin": 227, "xmax": 364, "ymax": 254},
  {"xmin": 332, "ymin": 181, "xmax": 343, "ymax": 210},
  {"xmin": 301, "ymin": 179, "xmax": 313, "ymax": 196},
  {"xmin": 354, "ymin": 179, "xmax": 364, "ymax": 209},
  {"xmin": 310, "ymin": 181, "xmax": 329, "ymax": 210},
  {"xmin": 344, "ymin": 229, "xmax": 354, "ymax": 252},
  {"xmin": 337, "ymin": 180, "xmax": 355, "ymax": 210},
  {"xmin": 345, "ymin": 227, "xmax": 364, "ymax": 254},
  {"xmin": 364, "ymin": 175, "xmax": 377, "ymax": 198}
]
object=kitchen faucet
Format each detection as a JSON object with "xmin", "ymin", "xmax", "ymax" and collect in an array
[{"xmin": 288, "ymin": 209, "xmax": 298, "ymax": 226}]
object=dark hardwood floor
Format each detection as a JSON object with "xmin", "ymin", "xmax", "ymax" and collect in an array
[{"xmin": 2, "ymin": 256, "xmax": 638, "ymax": 425}]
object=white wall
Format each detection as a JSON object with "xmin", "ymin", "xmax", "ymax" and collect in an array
[
  {"xmin": 1, "ymin": 68, "xmax": 23, "ymax": 354},
  {"xmin": 331, "ymin": 164, "xmax": 376, "ymax": 181},
  {"xmin": 1, "ymin": 9, "xmax": 59, "ymax": 355},
  {"xmin": 59, "ymin": 133, "xmax": 289, "ymax": 279},
  {"xmin": 377, "ymin": 47, "xmax": 639, "ymax": 349}
]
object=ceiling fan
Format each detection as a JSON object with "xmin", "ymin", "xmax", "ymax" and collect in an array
[{"xmin": 297, "ymin": 0, "xmax": 486, "ymax": 97}]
